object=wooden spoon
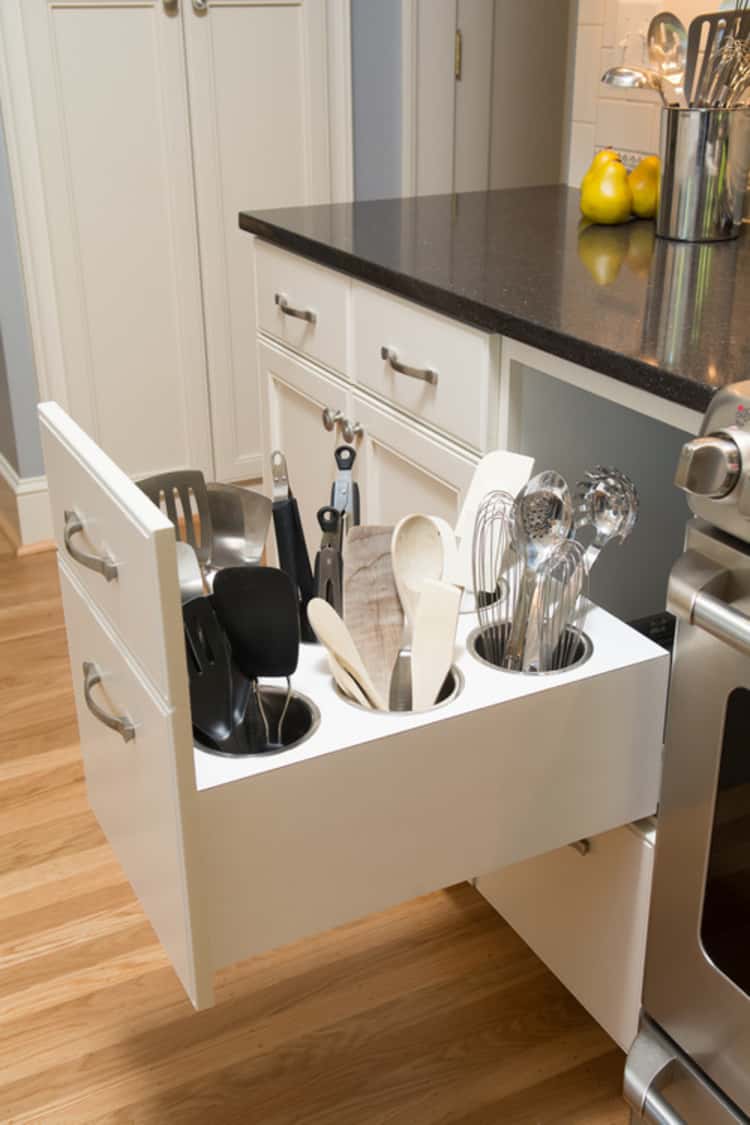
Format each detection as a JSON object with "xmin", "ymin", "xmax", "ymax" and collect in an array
[{"xmin": 307, "ymin": 597, "xmax": 387, "ymax": 711}]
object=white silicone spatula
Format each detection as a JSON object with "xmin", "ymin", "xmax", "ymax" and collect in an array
[
  {"xmin": 454, "ymin": 451, "xmax": 535, "ymax": 589},
  {"xmin": 411, "ymin": 578, "xmax": 462, "ymax": 711},
  {"xmin": 308, "ymin": 597, "xmax": 387, "ymax": 710}
]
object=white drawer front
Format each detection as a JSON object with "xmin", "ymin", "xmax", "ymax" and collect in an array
[
  {"xmin": 59, "ymin": 561, "xmax": 211, "ymax": 1009},
  {"xmin": 40, "ymin": 402, "xmax": 183, "ymax": 700},
  {"xmin": 352, "ymin": 281, "xmax": 492, "ymax": 450},
  {"xmin": 476, "ymin": 821, "xmax": 656, "ymax": 1051},
  {"xmin": 196, "ymin": 612, "xmax": 667, "ymax": 973},
  {"xmin": 256, "ymin": 241, "xmax": 349, "ymax": 374}
]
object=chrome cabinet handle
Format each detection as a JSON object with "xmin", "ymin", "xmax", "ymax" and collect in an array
[
  {"xmin": 381, "ymin": 345, "xmax": 438, "ymax": 386},
  {"xmin": 192, "ymin": 0, "xmax": 208, "ymax": 10},
  {"xmin": 64, "ymin": 510, "xmax": 118, "ymax": 582},
  {"xmin": 163, "ymin": 0, "xmax": 178, "ymax": 9},
  {"xmin": 275, "ymin": 293, "xmax": 317, "ymax": 325},
  {"xmin": 322, "ymin": 407, "xmax": 343, "ymax": 432},
  {"xmin": 83, "ymin": 661, "xmax": 135, "ymax": 743},
  {"xmin": 342, "ymin": 418, "xmax": 363, "ymax": 443}
]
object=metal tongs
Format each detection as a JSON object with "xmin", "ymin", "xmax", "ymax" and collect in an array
[{"xmin": 314, "ymin": 506, "xmax": 344, "ymax": 615}]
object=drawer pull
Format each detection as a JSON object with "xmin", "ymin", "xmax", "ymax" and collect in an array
[
  {"xmin": 64, "ymin": 510, "xmax": 118, "ymax": 582},
  {"xmin": 322, "ymin": 407, "xmax": 343, "ymax": 432},
  {"xmin": 569, "ymin": 838, "xmax": 591, "ymax": 856},
  {"xmin": 275, "ymin": 293, "xmax": 317, "ymax": 325},
  {"xmin": 381, "ymin": 345, "xmax": 439, "ymax": 387},
  {"xmin": 83, "ymin": 661, "xmax": 135, "ymax": 743},
  {"xmin": 342, "ymin": 418, "xmax": 363, "ymax": 443}
]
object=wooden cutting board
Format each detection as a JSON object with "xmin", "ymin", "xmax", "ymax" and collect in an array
[{"xmin": 344, "ymin": 526, "xmax": 404, "ymax": 704}]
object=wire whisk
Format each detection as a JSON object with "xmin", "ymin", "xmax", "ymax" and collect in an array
[
  {"xmin": 471, "ymin": 489, "xmax": 518, "ymax": 668},
  {"xmin": 534, "ymin": 539, "xmax": 589, "ymax": 672}
]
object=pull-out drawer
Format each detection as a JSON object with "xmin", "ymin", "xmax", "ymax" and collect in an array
[
  {"xmin": 44, "ymin": 403, "xmax": 669, "ymax": 1011},
  {"xmin": 352, "ymin": 281, "xmax": 495, "ymax": 451},
  {"xmin": 58, "ymin": 560, "xmax": 210, "ymax": 1009},
  {"xmin": 256, "ymin": 240, "xmax": 350, "ymax": 375},
  {"xmin": 476, "ymin": 819, "xmax": 657, "ymax": 1051}
]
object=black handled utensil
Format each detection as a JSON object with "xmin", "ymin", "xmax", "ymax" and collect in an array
[
  {"xmin": 212, "ymin": 566, "xmax": 300, "ymax": 749},
  {"xmin": 330, "ymin": 445, "xmax": 360, "ymax": 526},
  {"xmin": 314, "ymin": 506, "xmax": 344, "ymax": 615},
  {"xmin": 182, "ymin": 596, "xmax": 254, "ymax": 755},
  {"xmin": 271, "ymin": 450, "xmax": 316, "ymax": 643}
]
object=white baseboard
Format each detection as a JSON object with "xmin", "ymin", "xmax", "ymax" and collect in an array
[{"xmin": 0, "ymin": 450, "xmax": 52, "ymax": 547}]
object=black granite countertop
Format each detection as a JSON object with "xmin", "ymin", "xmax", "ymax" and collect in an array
[{"xmin": 240, "ymin": 186, "xmax": 750, "ymax": 415}]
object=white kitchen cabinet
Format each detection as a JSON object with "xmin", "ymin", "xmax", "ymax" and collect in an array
[
  {"xmin": 41, "ymin": 400, "xmax": 669, "ymax": 1013},
  {"xmin": 476, "ymin": 820, "xmax": 656, "ymax": 1052},
  {"xmin": 259, "ymin": 341, "xmax": 352, "ymax": 556},
  {"xmin": 351, "ymin": 393, "xmax": 477, "ymax": 527},
  {"xmin": 7, "ymin": 0, "xmax": 349, "ymax": 486}
]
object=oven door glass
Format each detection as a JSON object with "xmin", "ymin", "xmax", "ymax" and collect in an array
[{"xmin": 700, "ymin": 686, "xmax": 750, "ymax": 997}]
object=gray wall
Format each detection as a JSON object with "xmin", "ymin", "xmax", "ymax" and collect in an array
[
  {"xmin": 351, "ymin": 0, "xmax": 402, "ymax": 201},
  {"xmin": 0, "ymin": 109, "xmax": 43, "ymax": 479}
]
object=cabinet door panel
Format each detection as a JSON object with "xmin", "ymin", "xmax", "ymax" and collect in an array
[
  {"xmin": 23, "ymin": 0, "xmax": 212, "ymax": 478},
  {"xmin": 352, "ymin": 396, "xmax": 477, "ymax": 528},
  {"xmin": 259, "ymin": 343, "xmax": 350, "ymax": 559},
  {"xmin": 184, "ymin": 0, "xmax": 333, "ymax": 481}
]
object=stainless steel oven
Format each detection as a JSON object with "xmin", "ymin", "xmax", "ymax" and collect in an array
[{"xmin": 625, "ymin": 382, "xmax": 750, "ymax": 1125}]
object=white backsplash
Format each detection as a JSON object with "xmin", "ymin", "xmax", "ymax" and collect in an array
[{"xmin": 567, "ymin": 0, "xmax": 723, "ymax": 185}]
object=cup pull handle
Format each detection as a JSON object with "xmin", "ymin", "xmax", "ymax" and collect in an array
[
  {"xmin": 381, "ymin": 345, "xmax": 438, "ymax": 386},
  {"xmin": 64, "ymin": 510, "xmax": 118, "ymax": 582},
  {"xmin": 275, "ymin": 293, "xmax": 317, "ymax": 324},
  {"xmin": 83, "ymin": 662, "xmax": 136, "ymax": 743}
]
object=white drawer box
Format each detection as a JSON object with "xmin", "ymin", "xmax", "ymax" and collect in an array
[
  {"xmin": 256, "ymin": 241, "xmax": 349, "ymax": 375},
  {"xmin": 476, "ymin": 819, "xmax": 657, "ymax": 1051},
  {"xmin": 41, "ymin": 402, "xmax": 668, "ymax": 1012},
  {"xmin": 352, "ymin": 281, "xmax": 494, "ymax": 451}
]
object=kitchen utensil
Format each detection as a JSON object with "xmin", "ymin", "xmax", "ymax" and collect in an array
[
  {"xmin": 411, "ymin": 578, "xmax": 462, "ymax": 711},
  {"xmin": 176, "ymin": 541, "xmax": 205, "ymax": 605},
  {"xmin": 343, "ymin": 525, "xmax": 404, "ymax": 704},
  {"xmin": 575, "ymin": 466, "xmax": 639, "ymax": 574},
  {"xmin": 533, "ymin": 539, "xmax": 588, "ymax": 673},
  {"xmin": 330, "ymin": 445, "xmax": 360, "ymax": 526},
  {"xmin": 454, "ymin": 450, "xmax": 534, "ymax": 589},
  {"xmin": 314, "ymin": 506, "xmax": 344, "ymax": 614},
  {"xmin": 504, "ymin": 471, "xmax": 573, "ymax": 671},
  {"xmin": 389, "ymin": 514, "xmax": 451, "ymax": 711},
  {"xmin": 212, "ymin": 565, "xmax": 300, "ymax": 748},
  {"xmin": 327, "ymin": 650, "xmax": 372, "ymax": 708},
  {"xmin": 182, "ymin": 595, "xmax": 253, "ymax": 755},
  {"xmin": 307, "ymin": 597, "xmax": 387, "ymax": 710},
  {"xmin": 471, "ymin": 489, "xmax": 518, "ymax": 668},
  {"xmin": 204, "ymin": 482, "xmax": 271, "ymax": 582},
  {"xmin": 601, "ymin": 65, "xmax": 679, "ymax": 106},
  {"xmin": 648, "ymin": 11, "xmax": 687, "ymax": 83},
  {"xmin": 139, "ymin": 469, "xmax": 213, "ymax": 573},
  {"xmin": 271, "ymin": 450, "xmax": 316, "ymax": 642},
  {"xmin": 684, "ymin": 12, "xmax": 750, "ymax": 105}
]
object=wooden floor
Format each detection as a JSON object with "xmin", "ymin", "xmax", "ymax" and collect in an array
[{"xmin": 0, "ymin": 546, "xmax": 629, "ymax": 1124}]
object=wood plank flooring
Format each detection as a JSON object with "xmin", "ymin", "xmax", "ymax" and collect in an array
[{"xmin": 0, "ymin": 547, "xmax": 629, "ymax": 1123}]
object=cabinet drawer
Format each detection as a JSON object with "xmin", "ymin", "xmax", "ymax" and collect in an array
[
  {"xmin": 40, "ymin": 403, "xmax": 183, "ymax": 700},
  {"xmin": 476, "ymin": 820, "xmax": 657, "ymax": 1051},
  {"xmin": 58, "ymin": 561, "xmax": 210, "ymax": 1009},
  {"xmin": 352, "ymin": 281, "xmax": 493, "ymax": 450},
  {"xmin": 256, "ymin": 241, "xmax": 349, "ymax": 374}
]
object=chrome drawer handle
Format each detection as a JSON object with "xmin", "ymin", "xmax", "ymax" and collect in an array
[
  {"xmin": 64, "ymin": 510, "xmax": 118, "ymax": 582},
  {"xmin": 381, "ymin": 346, "xmax": 438, "ymax": 386},
  {"xmin": 83, "ymin": 661, "xmax": 135, "ymax": 743},
  {"xmin": 275, "ymin": 293, "xmax": 317, "ymax": 324}
]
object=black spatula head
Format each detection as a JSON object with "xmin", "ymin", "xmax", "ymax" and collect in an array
[
  {"xmin": 182, "ymin": 596, "xmax": 252, "ymax": 754},
  {"xmin": 212, "ymin": 566, "xmax": 300, "ymax": 679}
]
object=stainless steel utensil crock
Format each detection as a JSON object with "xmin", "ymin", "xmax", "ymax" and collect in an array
[{"xmin": 657, "ymin": 106, "xmax": 750, "ymax": 242}]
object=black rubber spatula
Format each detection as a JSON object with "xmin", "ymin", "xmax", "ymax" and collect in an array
[
  {"xmin": 182, "ymin": 596, "xmax": 253, "ymax": 755},
  {"xmin": 212, "ymin": 566, "xmax": 300, "ymax": 749}
]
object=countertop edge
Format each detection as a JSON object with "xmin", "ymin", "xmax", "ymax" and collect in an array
[{"xmin": 240, "ymin": 212, "xmax": 714, "ymax": 416}]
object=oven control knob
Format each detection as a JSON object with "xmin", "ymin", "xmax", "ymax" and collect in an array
[{"xmin": 674, "ymin": 434, "xmax": 741, "ymax": 498}]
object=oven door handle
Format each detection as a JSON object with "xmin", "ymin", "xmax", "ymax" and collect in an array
[
  {"xmin": 640, "ymin": 1088, "xmax": 688, "ymax": 1125},
  {"xmin": 692, "ymin": 591, "xmax": 750, "ymax": 658}
]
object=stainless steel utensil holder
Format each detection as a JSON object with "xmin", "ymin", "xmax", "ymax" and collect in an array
[{"xmin": 657, "ymin": 106, "xmax": 750, "ymax": 242}]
